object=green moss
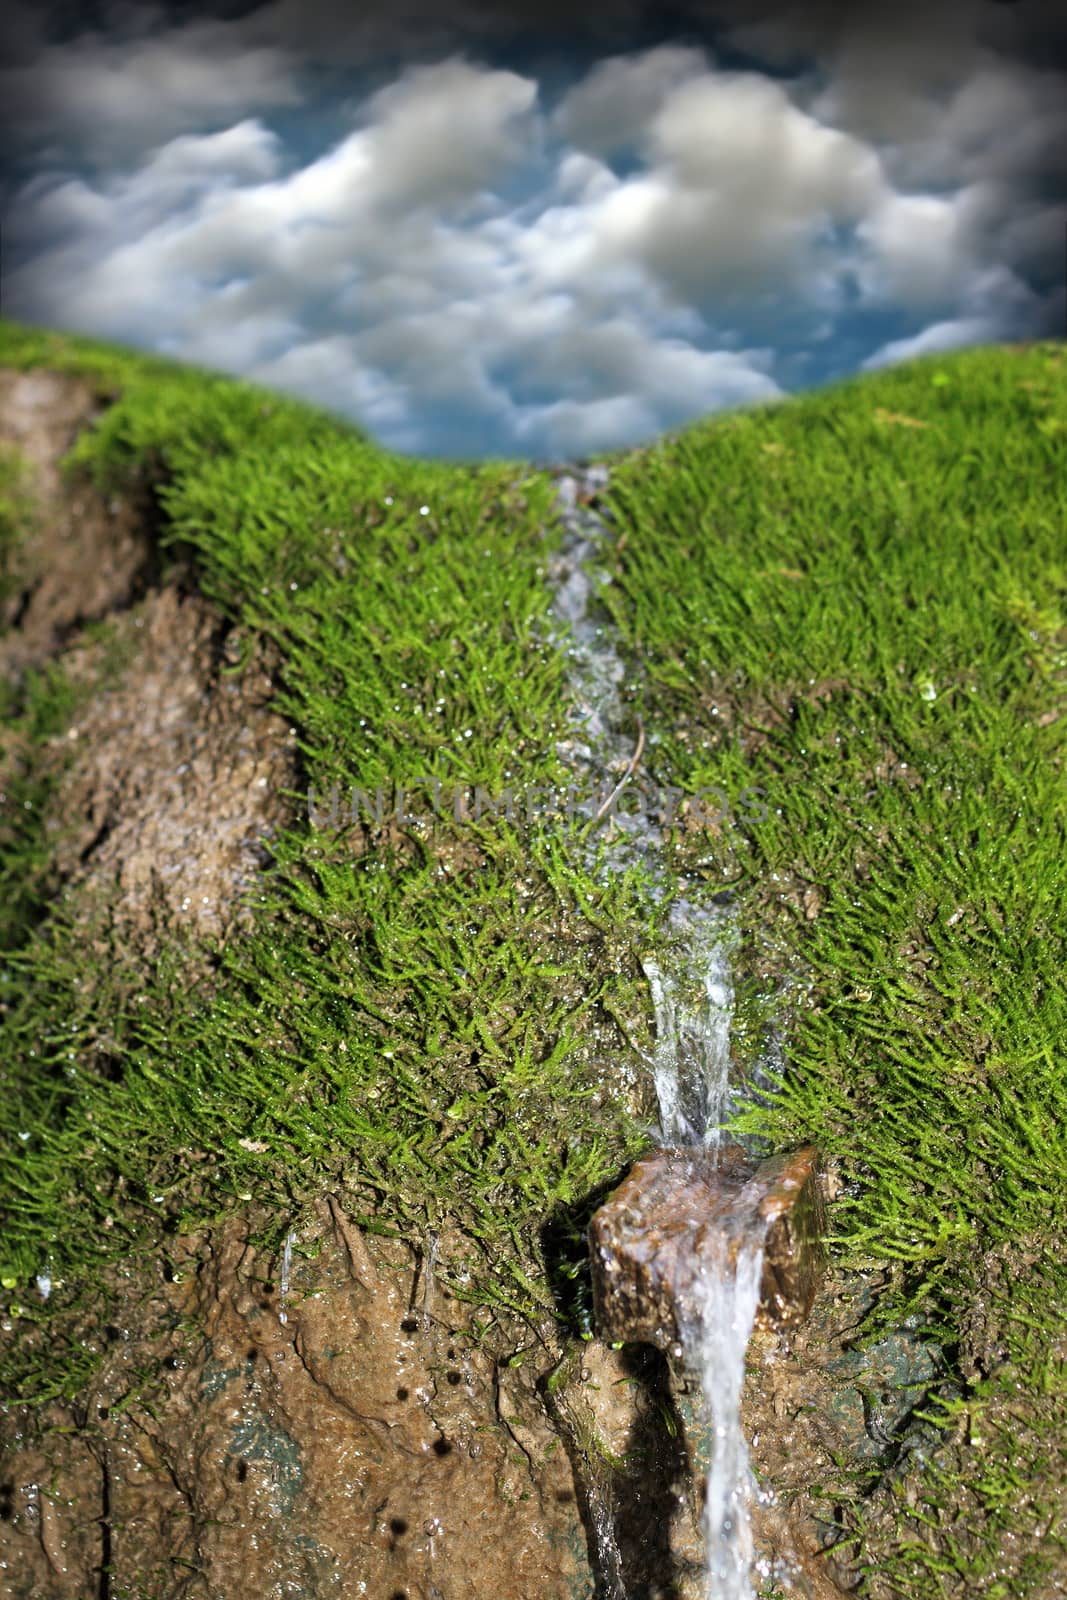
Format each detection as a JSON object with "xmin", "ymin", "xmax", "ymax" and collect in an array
[{"xmin": 0, "ymin": 658, "xmax": 92, "ymax": 952}]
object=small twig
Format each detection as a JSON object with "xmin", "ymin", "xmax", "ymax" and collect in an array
[
  {"xmin": 584, "ymin": 720, "xmax": 645, "ymax": 837},
  {"xmin": 326, "ymin": 1195, "xmax": 376, "ymax": 1290}
]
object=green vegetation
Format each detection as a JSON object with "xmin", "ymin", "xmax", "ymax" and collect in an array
[
  {"xmin": 1, "ymin": 317, "xmax": 1064, "ymax": 1593},
  {"xmin": 593, "ymin": 342, "xmax": 1066, "ymax": 1311},
  {"xmin": 0, "ymin": 657, "xmax": 85, "ymax": 952}
]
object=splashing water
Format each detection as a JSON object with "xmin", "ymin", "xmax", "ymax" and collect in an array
[
  {"xmin": 647, "ymin": 908, "xmax": 768, "ymax": 1600},
  {"xmin": 584, "ymin": 1478, "xmax": 627, "ymax": 1600},
  {"xmin": 646, "ymin": 907, "xmax": 768, "ymax": 1600}
]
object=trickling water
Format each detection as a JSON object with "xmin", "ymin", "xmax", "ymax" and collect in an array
[
  {"xmin": 584, "ymin": 1478, "xmax": 628, "ymax": 1600},
  {"xmin": 277, "ymin": 1228, "xmax": 295, "ymax": 1325},
  {"xmin": 646, "ymin": 905, "xmax": 767, "ymax": 1600},
  {"xmin": 542, "ymin": 463, "xmax": 768, "ymax": 1600},
  {"xmin": 420, "ymin": 1228, "xmax": 439, "ymax": 1328}
]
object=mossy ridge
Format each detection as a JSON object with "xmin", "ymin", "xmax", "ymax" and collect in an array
[
  {"xmin": 588, "ymin": 337, "xmax": 1067, "ymax": 1593},
  {"xmin": 0, "ymin": 318, "xmax": 659, "ymax": 1405}
]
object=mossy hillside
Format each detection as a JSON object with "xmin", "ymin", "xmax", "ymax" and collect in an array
[
  {"xmin": 589, "ymin": 338, "xmax": 1067, "ymax": 1593},
  {"xmin": 2, "ymin": 319, "xmax": 1065, "ymax": 1592},
  {"xmin": 0, "ymin": 318, "xmax": 662, "ymax": 1400}
]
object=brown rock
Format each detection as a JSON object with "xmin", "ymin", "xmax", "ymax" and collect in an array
[{"xmin": 588, "ymin": 1143, "xmax": 825, "ymax": 1352}]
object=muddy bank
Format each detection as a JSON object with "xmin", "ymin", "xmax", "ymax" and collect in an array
[{"xmin": 1, "ymin": 1201, "xmax": 593, "ymax": 1600}]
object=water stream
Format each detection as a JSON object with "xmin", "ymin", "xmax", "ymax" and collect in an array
[
  {"xmin": 646, "ymin": 925, "xmax": 768, "ymax": 1600},
  {"xmin": 543, "ymin": 462, "xmax": 768, "ymax": 1600}
]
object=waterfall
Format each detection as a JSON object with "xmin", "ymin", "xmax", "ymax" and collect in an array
[
  {"xmin": 639, "ymin": 901, "xmax": 766, "ymax": 1600},
  {"xmin": 544, "ymin": 462, "xmax": 767, "ymax": 1600},
  {"xmin": 647, "ymin": 901, "xmax": 768, "ymax": 1600},
  {"xmin": 583, "ymin": 1479, "xmax": 628, "ymax": 1600}
]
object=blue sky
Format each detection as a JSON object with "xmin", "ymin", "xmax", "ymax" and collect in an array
[{"xmin": 1, "ymin": 0, "xmax": 1064, "ymax": 463}]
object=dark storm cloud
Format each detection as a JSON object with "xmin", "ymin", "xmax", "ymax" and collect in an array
[{"xmin": 4, "ymin": 0, "xmax": 1066, "ymax": 130}]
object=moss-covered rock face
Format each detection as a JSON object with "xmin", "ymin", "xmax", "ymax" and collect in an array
[{"xmin": 0, "ymin": 320, "xmax": 1065, "ymax": 1598}]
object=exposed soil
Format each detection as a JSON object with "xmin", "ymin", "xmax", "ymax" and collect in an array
[
  {"xmin": 46, "ymin": 587, "xmax": 297, "ymax": 958},
  {"xmin": 2, "ymin": 1221, "xmax": 955, "ymax": 1600},
  {"xmin": 0, "ymin": 368, "xmax": 156, "ymax": 676},
  {"xmin": 0, "ymin": 365, "xmax": 297, "ymax": 959}
]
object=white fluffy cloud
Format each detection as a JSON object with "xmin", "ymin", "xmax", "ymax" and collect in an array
[
  {"xmin": 356, "ymin": 58, "xmax": 542, "ymax": 215},
  {"xmin": 861, "ymin": 258, "xmax": 1054, "ymax": 370},
  {"xmin": 861, "ymin": 316, "xmax": 1001, "ymax": 369},
  {"xmin": 550, "ymin": 44, "xmax": 709, "ymax": 155},
  {"xmin": 853, "ymin": 191, "xmax": 977, "ymax": 308},
  {"xmin": 2, "ymin": 17, "xmax": 1061, "ymax": 461}
]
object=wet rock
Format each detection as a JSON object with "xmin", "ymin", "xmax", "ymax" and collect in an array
[
  {"xmin": 0, "ymin": 1201, "xmax": 595, "ymax": 1600},
  {"xmin": 586, "ymin": 1145, "xmax": 848, "ymax": 1596},
  {"xmin": 588, "ymin": 1143, "xmax": 825, "ymax": 1353},
  {"xmin": 544, "ymin": 1340, "xmax": 704, "ymax": 1599}
]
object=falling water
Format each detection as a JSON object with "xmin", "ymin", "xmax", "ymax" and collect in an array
[
  {"xmin": 542, "ymin": 462, "xmax": 767, "ymax": 1600},
  {"xmin": 277, "ymin": 1227, "xmax": 295, "ymax": 1325},
  {"xmin": 684, "ymin": 1230, "xmax": 769, "ymax": 1600},
  {"xmin": 645, "ymin": 900, "xmax": 768, "ymax": 1600},
  {"xmin": 638, "ymin": 895, "xmax": 762, "ymax": 1600}
]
